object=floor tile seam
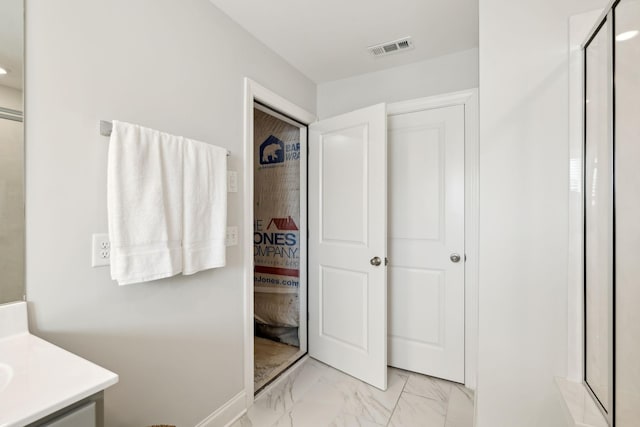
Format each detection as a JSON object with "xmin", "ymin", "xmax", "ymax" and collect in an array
[
  {"xmin": 443, "ymin": 390, "xmax": 453, "ymax": 427},
  {"xmin": 443, "ymin": 386, "xmax": 471, "ymax": 427},
  {"xmin": 277, "ymin": 397, "xmax": 357, "ymax": 427},
  {"xmin": 337, "ymin": 399, "xmax": 395, "ymax": 426},
  {"xmin": 401, "ymin": 388, "xmax": 452, "ymax": 401},
  {"xmin": 385, "ymin": 373, "xmax": 409, "ymax": 427},
  {"xmin": 312, "ymin": 379, "xmax": 390, "ymax": 425},
  {"xmin": 452, "ymin": 383, "xmax": 475, "ymax": 402}
]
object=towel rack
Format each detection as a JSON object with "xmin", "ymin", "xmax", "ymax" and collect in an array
[{"xmin": 99, "ymin": 120, "xmax": 231, "ymax": 156}]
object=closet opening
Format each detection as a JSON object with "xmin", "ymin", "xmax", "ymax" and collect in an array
[{"xmin": 253, "ymin": 101, "xmax": 307, "ymax": 393}]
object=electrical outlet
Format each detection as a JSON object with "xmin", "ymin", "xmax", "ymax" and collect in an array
[
  {"xmin": 227, "ymin": 170, "xmax": 238, "ymax": 193},
  {"xmin": 92, "ymin": 233, "xmax": 110, "ymax": 267},
  {"xmin": 226, "ymin": 226, "xmax": 238, "ymax": 246}
]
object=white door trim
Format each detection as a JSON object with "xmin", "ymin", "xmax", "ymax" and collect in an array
[
  {"xmin": 243, "ymin": 78, "xmax": 316, "ymax": 407},
  {"xmin": 387, "ymin": 89, "xmax": 479, "ymax": 390}
]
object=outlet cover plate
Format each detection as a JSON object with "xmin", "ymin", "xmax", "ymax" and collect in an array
[
  {"xmin": 92, "ymin": 233, "xmax": 110, "ymax": 267},
  {"xmin": 227, "ymin": 170, "xmax": 238, "ymax": 193},
  {"xmin": 226, "ymin": 226, "xmax": 238, "ymax": 246}
]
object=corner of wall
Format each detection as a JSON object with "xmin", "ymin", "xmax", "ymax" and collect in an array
[{"xmin": 195, "ymin": 391, "xmax": 247, "ymax": 427}]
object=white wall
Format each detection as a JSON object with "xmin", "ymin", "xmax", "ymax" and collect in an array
[
  {"xmin": 317, "ymin": 48, "xmax": 478, "ymax": 118},
  {"xmin": 477, "ymin": 0, "xmax": 607, "ymax": 425},
  {"xmin": 24, "ymin": 1, "xmax": 315, "ymax": 426}
]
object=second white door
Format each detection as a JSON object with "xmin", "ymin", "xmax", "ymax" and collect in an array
[
  {"xmin": 387, "ymin": 105, "xmax": 465, "ymax": 383},
  {"xmin": 308, "ymin": 103, "xmax": 388, "ymax": 390}
]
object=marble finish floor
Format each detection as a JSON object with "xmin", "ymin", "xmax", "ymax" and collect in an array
[{"xmin": 234, "ymin": 357, "xmax": 474, "ymax": 427}]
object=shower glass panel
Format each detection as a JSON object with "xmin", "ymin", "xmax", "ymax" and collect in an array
[
  {"xmin": 0, "ymin": 114, "xmax": 24, "ymax": 302},
  {"xmin": 584, "ymin": 19, "xmax": 612, "ymax": 413},
  {"xmin": 614, "ymin": 1, "xmax": 640, "ymax": 425}
]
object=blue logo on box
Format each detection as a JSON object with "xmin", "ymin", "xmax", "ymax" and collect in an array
[{"xmin": 259, "ymin": 135, "xmax": 285, "ymax": 165}]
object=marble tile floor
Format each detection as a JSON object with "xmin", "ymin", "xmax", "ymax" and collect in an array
[{"xmin": 233, "ymin": 357, "xmax": 474, "ymax": 427}]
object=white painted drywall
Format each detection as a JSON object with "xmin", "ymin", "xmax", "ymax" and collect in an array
[
  {"xmin": 316, "ymin": 48, "xmax": 478, "ymax": 118},
  {"xmin": 24, "ymin": 1, "xmax": 315, "ymax": 426},
  {"xmin": 209, "ymin": 0, "xmax": 478, "ymax": 83},
  {"xmin": 477, "ymin": 0, "xmax": 607, "ymax": 426}
]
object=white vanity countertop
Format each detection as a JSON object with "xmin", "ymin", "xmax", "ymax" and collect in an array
[{"xmin": 0, "ymin": 302, "xmax": 118, "ymax": 427}]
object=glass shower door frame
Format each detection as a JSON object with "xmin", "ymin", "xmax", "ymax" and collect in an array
[{"xmin": 582, "ymin": 2, "xmax": 618, "ymax": 425}]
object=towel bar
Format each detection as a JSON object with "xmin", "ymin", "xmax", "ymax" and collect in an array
[{"xmin": 99, "ymin": 120, "xmax": 231, "ymax": 156}]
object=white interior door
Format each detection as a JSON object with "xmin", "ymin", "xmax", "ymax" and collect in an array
[
  {"xmin": 308, "ymin": 103, "xmax": 388, "ymax": 390},
  {"xmin": 388, "ymin": 105, "xmax": 465, "ymax": 383}
]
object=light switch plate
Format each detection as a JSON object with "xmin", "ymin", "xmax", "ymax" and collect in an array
[
  {"xmin": 227, "ymin": 170, "xmax": 238, "ymax": 193},
  {"xmin": 226, "ymin": 226, "xmax": 238, "ymax": 246},
  {"xmin": 91, "ymin": 233, "xmax": 110, "ymax": 267}
]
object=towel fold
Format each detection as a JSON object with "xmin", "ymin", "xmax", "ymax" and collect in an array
[
  {"xmin": 182, "ymin": 138, "xmax": 227, "ymax": 274},
  {"xmin": 107, "ymin": 121, "xmax": 184, "ymax": 285}
]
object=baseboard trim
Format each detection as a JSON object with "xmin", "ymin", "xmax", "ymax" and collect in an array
[{"xmin": 196, "ymin": 391, "xmax": 247, "ymax": 427}]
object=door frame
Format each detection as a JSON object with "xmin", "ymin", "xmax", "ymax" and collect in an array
[
  {"xmin": 242, "ymin": 86, "xmax": 479, "ymax": 406},
  {"xmin": 242, "ymin": 78, "xmax": 316, "ymax": 406},
  {"xmin": 387, "ymin": 89, "xmax": 479, "ymax": 390}
]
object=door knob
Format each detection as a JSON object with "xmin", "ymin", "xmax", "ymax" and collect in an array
[
  {"xmin": 370, "ymin": 256, "xmax": 382, "ymax": 266},
  {"xmin": 450, "ymin": 253, "xmax": 461, "ymax": 263}
]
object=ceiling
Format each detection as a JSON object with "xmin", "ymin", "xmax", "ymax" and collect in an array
[
  {"xmin": 210, "ymin": 0, "xmax": 478, "ymax": 83},
  {"xmin": 0, "ymin": 0, "xmax": 23, "ymax": 90}
]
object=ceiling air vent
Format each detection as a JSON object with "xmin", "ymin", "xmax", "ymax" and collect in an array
[{"xmin": 368, "ymin": 37, "xmax": 414, "ymax": 57}]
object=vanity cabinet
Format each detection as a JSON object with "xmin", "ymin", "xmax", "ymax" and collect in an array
[
  {"xmin": 0, "ymin": 303, "xmax": 118, "ymax": 427},
  {"xmin": 26, "ymin": 393, "xmax": 103, "ymax": 427}
]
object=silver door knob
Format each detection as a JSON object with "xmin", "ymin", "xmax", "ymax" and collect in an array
[
  {"xmin": 450, "ymin": 253, "xmax": 461, "ymax": 263},
  {"xmin": 370, "ymin": 256, "xmax": 382, "ymax": 266}
]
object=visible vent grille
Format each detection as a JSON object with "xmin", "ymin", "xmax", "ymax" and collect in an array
[
  {"xmin": 383, "ymin": 43, "xmax": 398, "ymax": 53},
  {"xmin": 368, "ymin": 37, "xmax": 414, "ymax": 57}
]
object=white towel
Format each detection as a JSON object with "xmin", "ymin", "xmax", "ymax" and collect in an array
[
  {"xmin": 182, "ymin": 138, "xmax": 227, "ymax": 274},
  {"xmin": 107, "ymin": 121, "xmax": 184, "ymax": 285}
]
